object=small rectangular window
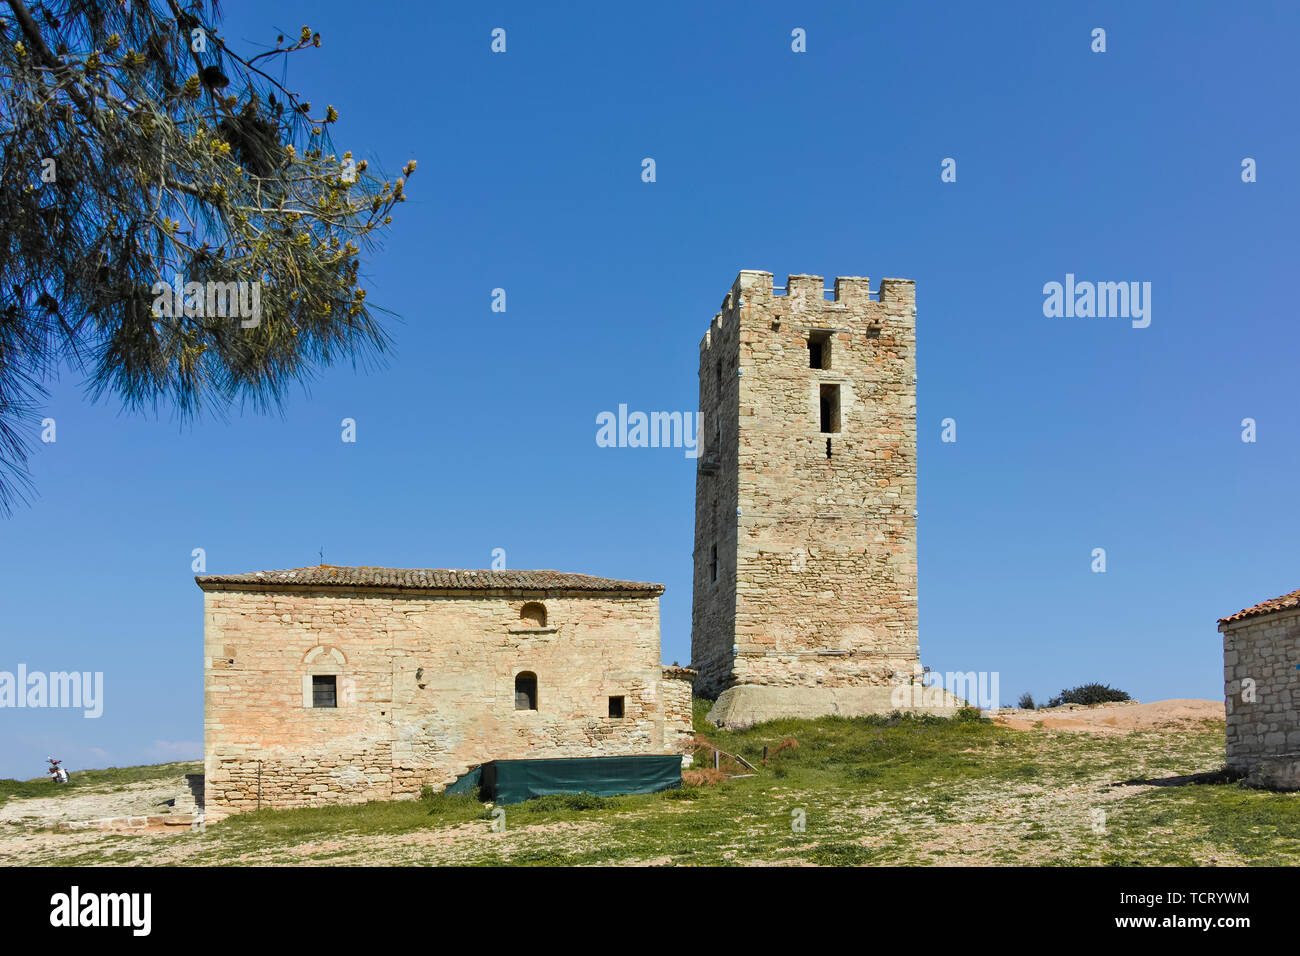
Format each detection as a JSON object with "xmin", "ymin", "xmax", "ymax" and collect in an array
[
  {"xmin": 820, "ymin": 384, "xmax": 841, "ymax": 434},
  {"xmin": 515, "ymin": 672, "xmax": 538, "ymax": 711},
  {"xmin": 809, "ymin": 330, "xmax": 832, "ymax": 370},
  {"xmin": 710, "ymin": 544, "xmax": 718, "ymax": 583},
  {"xmin": 312, "ymin": 675, "xmax": 337, "ymax": 708},
  {"xmin": 608, "ymin": 696, "xmax": 625, "ymax": 718}
]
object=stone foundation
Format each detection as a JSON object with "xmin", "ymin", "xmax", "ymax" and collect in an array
[
  {"xmin": 1246, "ymin": 756, "xmax": 1300, "ymax": 791},
  {"xmin": 706, "ymin": 683, "xmax": 966, "ymax": 729}
]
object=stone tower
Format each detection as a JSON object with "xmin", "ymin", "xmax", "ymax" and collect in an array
[{"xmin": 690, "ymin": 270, "xmax": 922, "ymax": 724}]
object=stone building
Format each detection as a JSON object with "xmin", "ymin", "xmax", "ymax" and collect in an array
[
  {"xmin": 199, "ymin": 566, "xmax": 695, "ymax": 817},
  {"xmin": 1219, "ymin": 588, "xmax": 1300, "ymax": 790},
  {"xmin": 691, "ymin": 270, "xmax": 935, "ymax": 725}
]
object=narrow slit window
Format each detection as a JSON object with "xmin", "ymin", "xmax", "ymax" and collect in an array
[
  {"xmin": 808, "ymin": 330, "xmax": 832, "ymax": 370},
  {"xmin": 710, "ymin": 543, "xmax": 719, "ymax": 583},
  {"xmin": 608, "ymin": 696, "xmax": 625, "ymax": 718},
  {"xmin": 820, "ymin": 384, "xmax": 841, "ymax": 433},
  {"xmin": 826, "ymin": 437, "xmax": 833, "ymax": 459},
  {"xmin": 312, "ymin": 675, "xmax": 337, "ymax": 709}
]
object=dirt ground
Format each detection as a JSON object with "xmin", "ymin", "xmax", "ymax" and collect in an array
[{"xmin": 992, "ymin": 699, "xmax": 1224, "ymax": 734}]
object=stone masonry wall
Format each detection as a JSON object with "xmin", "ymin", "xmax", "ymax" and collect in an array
[
  {"xmin": 691, "ymin": 289, "xmax": 741, "ymax": 697},
  {"xmin": 691, "ymin": 270, "xmax": 918, "ymax": 696},
  {"xmin": 203, "ymin": 586, "xmax": 690, "ymax": 816},
  {"xmin": 661, "ymin": 666, "xmax": 697, "ymax": 753},
  {"xmin": 1222, "ymin": 608, "xmax": 1300, "ymax": 773}
]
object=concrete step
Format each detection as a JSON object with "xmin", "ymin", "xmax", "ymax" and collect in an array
[{"xmin": 51, "ymin": 813, "xmax": 198, "ymax": 833}]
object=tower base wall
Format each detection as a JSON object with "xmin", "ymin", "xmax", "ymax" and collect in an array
[{"xmin": 705, "ymin": 684, "xmax": 967, "ymax": 729}]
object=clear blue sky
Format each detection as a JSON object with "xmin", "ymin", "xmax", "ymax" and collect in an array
[{"xmin": 2, "ymin": 1, "xmax": 1297, "ymax": 777}]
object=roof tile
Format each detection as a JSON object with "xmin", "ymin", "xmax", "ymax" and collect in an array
[
  {"xmin": 1218, "ymin": 587, "xmax": 1300, "ymax": 626},
  {"xmin": 196, "ymin": 566, "xmax": 664, "ymax": 595}
]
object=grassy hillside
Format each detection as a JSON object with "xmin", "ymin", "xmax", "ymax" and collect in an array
[
  {"xmin": 3, "ymin": 708, "xmax": 1297, "ymax": 865},
  {"xmin": 0, "ymin": 762, "xmax": 201, "ymax": 808}
]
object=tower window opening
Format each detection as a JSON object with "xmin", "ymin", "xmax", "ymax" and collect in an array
[
  {"xmin": 819, "ymin": 384, "xmax": 841, "ymax": 433},
  {"xmin": 826, "ymin": 438, "xmax": 832, "ymax": 459},
  {"xmin": 808, "ymin": 330, "xmax": 832, "ymax": 369},
  {"xmin": 710, "ymin": 544, "xmax": 718, "ymax": 583}
]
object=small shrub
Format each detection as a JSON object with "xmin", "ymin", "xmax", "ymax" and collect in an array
[
  {"xmin": 809, "ymin": 841, "xmax": 875, "ymax": 865},
  {"xmin": 953, "ymin": 707, "xmax": 988, "ymax": 723},
  {"xmin": 1046, "ymin": 683, "xmax": 1131, "ymax": 708},
  {"xmin": 1017, "ymin": 692, "xmax": 1036, "ymax": 710},
  {"xmin": 663, "ymin": 786, "xmax": 702, "ymax": 800},
  {"xmin": 682, "ymin": 768, "xmax": 727, "ymax": 786}
]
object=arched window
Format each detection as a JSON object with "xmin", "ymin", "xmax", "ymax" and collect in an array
[
  {"xmin": 520, "ymin": 602, "xmax": 547, "ymax": 627},
  {"xmin": 515, "ymin": 672, "xmax": 538, "ymax": 711}
]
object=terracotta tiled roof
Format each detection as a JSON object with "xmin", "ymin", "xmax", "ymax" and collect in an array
[
  {"xmin": 196, "ymin": 566, "xmax": 664, "ymax": 595},
  {"xmin": 1218, "ymin": 587, "xmax": 1300, "ymax": 626},
  {"xmin": 662, "ymin": 665, "xmax": 697, "ymax": 680}
]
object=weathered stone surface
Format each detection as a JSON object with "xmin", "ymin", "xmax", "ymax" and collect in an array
[
  {"xmin": 691, "ymin": 271, "xmax": 918, "ymax": 699},
  {"xmin": 1247, "ymin": 757, "xmax": 1300, "ymax": 791},
  {"xmin": 201, "ymin": 575, "xmax": 695, "ymax": 817},
  {"xmin": 707, "ymin": 683, "xmax": 963, "ymax": 729}
]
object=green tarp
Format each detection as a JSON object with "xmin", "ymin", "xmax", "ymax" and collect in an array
[
  {"xmin": 443, "ymin": 764, "xmax": 481, "ymax": 796},
  {"xmin": 448, "ymin": 755, "xmax": 681, "ymax": 805}
]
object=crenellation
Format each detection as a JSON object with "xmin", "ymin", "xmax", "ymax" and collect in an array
[
  {"xmin": 879, "ymin": 276, "xmax": 917, "ymax": 308},
  {"xmin": 833, "ymin": 276, "xmax": 872, "ymax": 303}
]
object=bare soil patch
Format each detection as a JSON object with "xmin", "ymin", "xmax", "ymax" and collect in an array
[{"xmin": 992, "ymin": 699, "xmax": 1223, "ymax": 734}]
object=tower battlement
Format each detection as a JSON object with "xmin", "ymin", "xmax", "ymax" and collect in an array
[
  {"xmin": 690, "ymin": 268, "xmax": 918, "ymax": 702},
  {"xmin": 699, "ymin": 272, "xmax": 917, "ymax": 355}
]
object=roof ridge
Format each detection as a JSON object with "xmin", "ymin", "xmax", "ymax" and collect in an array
[
  {"xmin": 195, "ymin": 565, "xmax": 664, "ymax": 595},
  {"xmin": 1218, "ymin": 585, "xmax": 1300, "ymax": 626}
]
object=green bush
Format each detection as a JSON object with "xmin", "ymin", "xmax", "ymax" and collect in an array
[
  {"xmin": 1017, "ymin": 692, "xmax": 1036, "ymax": 710},
  {"xmin": 1046, "ymin": 683, "xmax": 1131, "ymax": 708},
  {"xmin": 663, "ymin": 786, "xmax": 701, "ymax": 800}
]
